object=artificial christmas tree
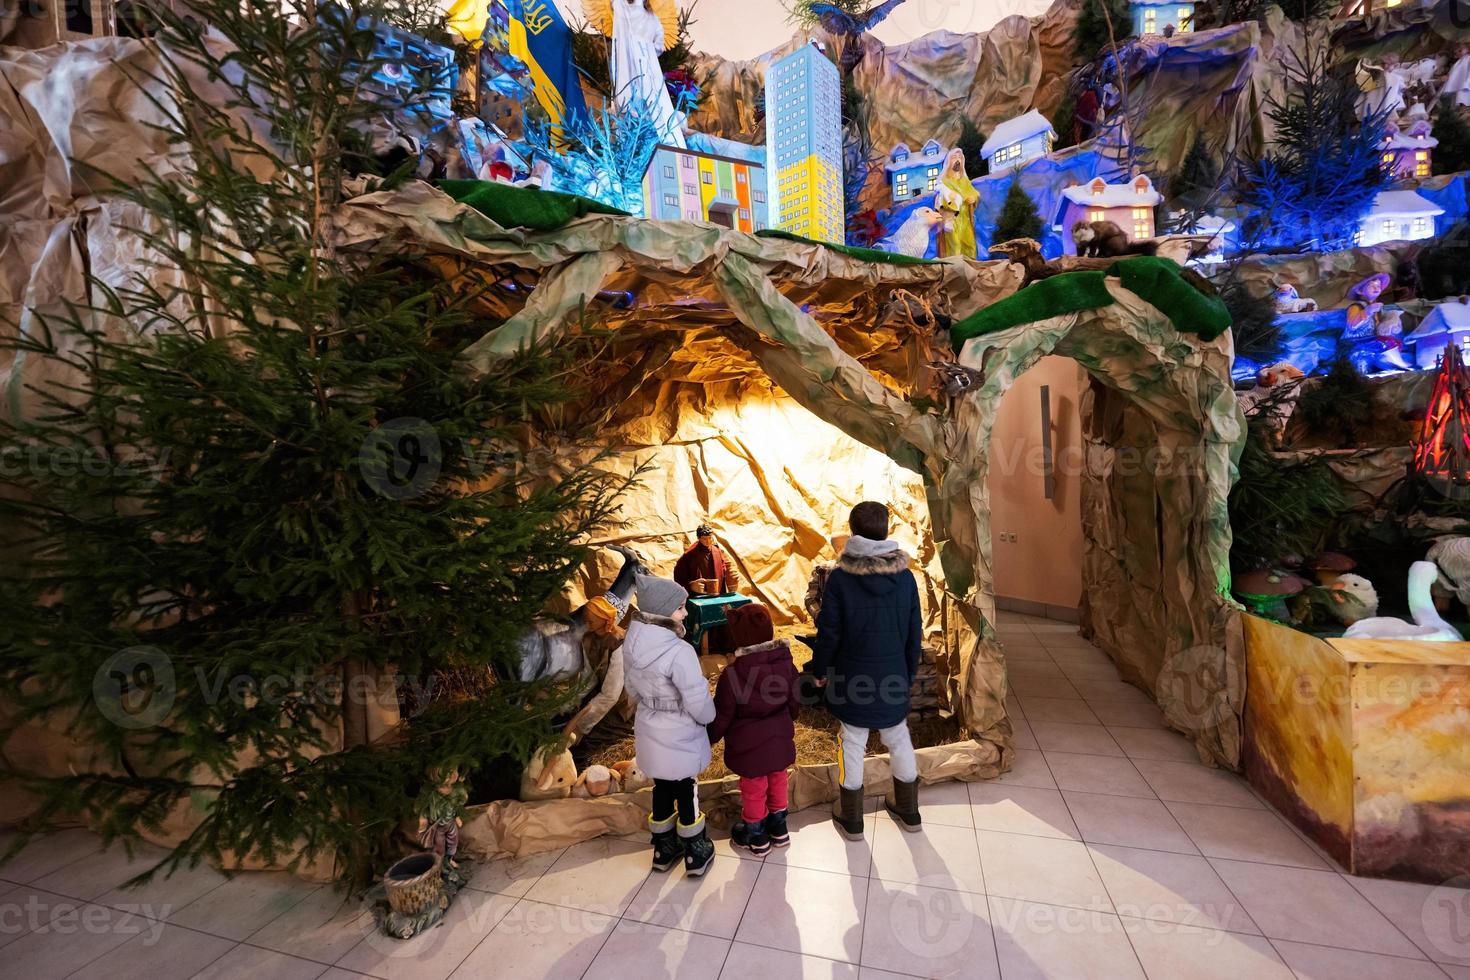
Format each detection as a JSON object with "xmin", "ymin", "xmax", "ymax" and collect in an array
[
  {"xmin": 993, "ymin": 179, "xmax": 1045, "ymax": 243},
  {"xmin": 0, "ymin": 0, "xmax": 623, "ymax": 887}
]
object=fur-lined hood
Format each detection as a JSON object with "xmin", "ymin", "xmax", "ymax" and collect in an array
[
  {"xmin": 837, "ymin": 536, "xmax": 912, "ymax": 577},
  {"xmin": 732, "ymin": 638, "xmax": 788, "ymax": 659},
  {"xmin": 634, "ymin": 610, "xmax": 686, "ymax": 638}
]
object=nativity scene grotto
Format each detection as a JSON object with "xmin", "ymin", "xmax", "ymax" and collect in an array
[{"xmin": 1, "ymin": 0, "xmax": 1469, "ymax": 962}]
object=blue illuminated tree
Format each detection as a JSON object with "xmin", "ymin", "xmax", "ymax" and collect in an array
[
  {"xmin": 523, "ymin": 87, "xmax": 690, "ymax": 215},
  {"xmin": 1238, "ymin": 38, "xmax": 1389, "ymax": 251}
]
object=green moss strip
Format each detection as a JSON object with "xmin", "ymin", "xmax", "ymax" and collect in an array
[{"xmin": 438, "ymin": 179, "xmax": 629, "ymax": 231}]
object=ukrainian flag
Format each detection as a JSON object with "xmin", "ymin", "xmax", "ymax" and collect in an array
[{"xmin": 507, "ymin": 0, "xmax": 588, "ymax": 132}]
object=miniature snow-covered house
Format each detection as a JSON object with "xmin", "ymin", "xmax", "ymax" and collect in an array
[
  {"xmin": 1405, "ymin": 302, "xmax": 1470, "ymax": 370},
  {"xmin": 1056, "ymin": 174, "xmax": 1164, "ymax": 255},
  {"xmin": 885, "ymin": 140, "xmax": 948, "ymax": 204},
  {"xmin": 1357, "ymin": 190, "xmax": 1445, "ymax": 246},
  {"xmin": 980, "ymin": 110, "xmax": 1056, "ymax": 174},
  {"xmin": 1381, "ymin": 108, "xmax": 1437, "ymax": 181},
  {"xmin": 1133, "ymin": 0, "xmax": 1194, "ymax": 35}
]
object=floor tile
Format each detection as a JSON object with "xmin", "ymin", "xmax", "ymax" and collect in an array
[
  {"xmin": 31, "ymin": 841, "xmax": 173, "ymax": 903},
  {"xmin": 1087, "ymin": 843, "xmax": 1259, "ymax": 934},
  {"xmin": 0, "ymin": 900, "xmax": 151, "ymax": 978},
  {"xmin": 0, "ymin": 830, "xmax": 102, "ymax": 884},
  {"xmin": 624, "ymin": 845, "xmax": 761, "ymax": 939},
  {"xmin": 449, "ymin": 896, "xmax": 611, "ymax": 979},
  {"xmin": 586, "ymin": 919, "xmax": 729, "ymax": 980},
  {"xmin": 976, "ymin": 831, "xmax": 1111, "ymax": 912},
  {"xmin": 94, "ymin": 859, "xmax": 229, "ymax": 918},
  {"xmin": 1132, "ymin": 759, "xmax": 1264, "ymax": 809},
  {"xmin": 1071, "ymin": 679, "xmax": 1154, "ymax": 705},
  {"xmin": 875, "ymin": 780, "xmax": 973, "ymax": 829},
  {"xmin": 764, "ymin": 808, "xmax": 874, "ymax": 878},
  {"xmin": 987, "ymin": 896, "xmax": 1145, "ymax": 980},
  {"xmin": 1008, "ymin": 661, "xmax": 1067, "ymax": 680},
  {"xmin": 968, "ymin": 785, "xmax": 1079, "ymax": 840},
  {"xmin": 1010, "ymin": 719, "xmax": 1039, "ymax": 750},
  {"xmin": 1045, "ymin": 644, "xmax": 1112, "ymax": 664},
  {"xmin": 1042, "ymin": 753, "xmax": 1154, "ymax": 799},
  {"xmin": 1347, "ymin": 874, "xmax": 1470, "ymax": 965},
  {"xmin": 1120, "ymin": 918, "xmax": 1294, "ymax": 980},
  {"xmin": 169, "ymin": 872, "xmax": 314, "ymax": 941},
  {"xmin": 1030, "ymin": 721, "xmax": 1125, "ymax": 757},
  {"xmin": 1106, "ymin": 726, "xmax": 1203, "ymax": 763},
  {"xmin": 1007, "ymin": 675, "xmax": 1082, "ymax": 699},
  {"xmin": 192, "ymin": 942, "xmax": 331, "ymax": 979},
  {"xmin": 1271, "ymin": 938, "xmax": 1453, "ymax": 979},
  {"xmin": 319, "ymin": 970, "xmax": 380, "ymax": 980},
  {"xmin": 1028, "ymin": 622, "xmax": 1083, "ymax": 635},
  {"xmin": 1166, "ymin": 803, "xmax": 1330, "ymax": 869},
  {"xmin": 1085, "ymin": 699, "xmax": 1168, "ymax": 729},
  {"xmin": 1003, "ymin": 645, "xmax": 1054, "ymax": 663},
  {"xmin": 869, "ymin": 820, "xmax": 984, "ymax": 894},
  {"xmin": 992, "ymin": 749, "xmax": 1056, "ymax": 790},
  {"xmin": 1211, "ymin": 859, "xmax": 1423, "ymax": 958},
  {"xmin": 340, "ymin": 888, "xmax": 517, "ymax": 980},
  {"xmin": 88, "ymin": 921, "xmax": 237, "ymax": 980},
  {"xmin": 463, "ymin": 847, "xmax": 564, "ymax": 899},
  {"xmin": 719, "ymin": 941, "xmax": 859, "ymax": 979},
  {"xmin": 523, "ymin": 837, "xmax": 650, "ymax": 916},
  {"xmin": 1061, "ymin": 791, "xmax": 1199, "ymax": 854},
  {"xmin": 1004, "ymin": 696, "xmax": 1027, "ymax": 721},
  {"xmin": 861, "ymin": 879, "xmax": 998, "ymax": 979},
  {"xmin": 0, "ymin": 884, "xmax": 83, "ymax": 948},
  {"xmin": 734, "ymin": 863, "xmax": 865, "ymax": 963},
  {"xmin": 1014, "ymin": 697, "xmax": 1101, "ymax": 725},
  {"xmin": 1058, "ymin": 661, "xmax": 1128, "ymax": 682},
  {"xmin": 246, "ymin": 881, "xmax": 372, "ymax": 963}
]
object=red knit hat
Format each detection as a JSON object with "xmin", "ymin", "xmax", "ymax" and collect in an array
[{"xmin": 726, "ymin": 603, "xmax": 774, "ymax": 650}]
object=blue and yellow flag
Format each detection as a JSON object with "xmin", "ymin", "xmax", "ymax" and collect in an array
[{"xmin": 507, "ymin": 0, "xmax": 589, "ymax": 132}]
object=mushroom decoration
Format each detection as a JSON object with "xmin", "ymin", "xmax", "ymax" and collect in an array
[
  {"xmin": 1233, "ymin": 569, "xmax": 1309, "ymax": 621},
  {"xmin": 1307, "ymin": 552, "xmax": 1356, "ymax": 586}
]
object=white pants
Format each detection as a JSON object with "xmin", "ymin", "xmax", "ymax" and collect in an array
[{"xmin": 838, "ymin": 721, "xmax": 917, "ymax": 791}]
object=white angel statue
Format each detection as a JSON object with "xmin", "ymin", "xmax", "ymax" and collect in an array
[{"xmin": 583, "ymin": 0, "xmax": 686, "ymax": 148}]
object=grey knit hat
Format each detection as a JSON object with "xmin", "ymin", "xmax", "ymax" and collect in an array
[{"xmin": 635, "ymin": 574, "xmax": 689, "ymax": 618}]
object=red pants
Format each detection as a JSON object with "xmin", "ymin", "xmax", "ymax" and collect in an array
[{"xmin": 738, "ymin": 769, "xmax": 790, "ymax": 823}]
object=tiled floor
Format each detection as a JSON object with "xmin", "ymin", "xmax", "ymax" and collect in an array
[{"xmin": 4, "ymin": 612, "xmax": 1469, "ymax": 979}]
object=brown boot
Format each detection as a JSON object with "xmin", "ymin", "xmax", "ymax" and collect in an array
[
  {"xmin": 832, "ymin": 785, "xmax": 865, "ymax": 841},
  {"xmin": 885, "ymin": 778, "xmax": 922, "ymax": 833}
]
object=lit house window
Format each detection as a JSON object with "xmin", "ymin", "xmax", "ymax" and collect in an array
[
  {"xmin": 1133, "ymin": 207, "xmax": 1150, "ymax": 239},
  {"xmin": 1144, "ymin": 9, "xmax": 1157, "ymax": 33},
  {"xmin": 1416, "ymin": 150, "xmax": 1430, "ymax": 177},
  {"xmin": 1178, "ymin": 7, "xmax": 1192, "ymax": 30},
  {"xmin": 1089, "ymin": 210, "xmax": 1105, "ymax": 223},
  {"xmin": 1414, "ymin": 217, "xmax": 1429, "ymax": 234},
  {"xmin": 1383, "ymin": 218, "xmax": 1396, "ymax": 235},
  {"xmin": 895, "ymin": 173, "xmax": 909, "ymax": 196}
]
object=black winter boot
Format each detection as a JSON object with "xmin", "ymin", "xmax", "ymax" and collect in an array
[
  {"xmin": 680, "ymin": 816, "xmax": 715, "ymax": 877},
  {"xmin": 832, "ymin": 786, "xmax": 865, "ymax": 841},
  {"xmin": 885, "ymin": 778, "xmax": 922, "ymax": 833},
  {"xmin": 764, "ymin": 808, "xmax": 790, "ymax": 848},
  {"xmin": 649, "ymin": 814, "xmax": 681, "ymax": 873},
  {"xmin": 731, "ymin": 820, "xmax": 771, "ymax": 856}
]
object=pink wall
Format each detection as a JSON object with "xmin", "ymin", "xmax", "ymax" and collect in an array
[{"xmin": 987, "ymin": 356, "xmax": 1085, "ymax": 611}]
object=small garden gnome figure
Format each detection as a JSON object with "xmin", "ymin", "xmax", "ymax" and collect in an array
[
  {"xmin": 936, "ymin": 149, "xmax": 980, "ymax": 260},
  {"xmin": 417, "ymin": 765, "xmax": 468, "ymax": 870}
]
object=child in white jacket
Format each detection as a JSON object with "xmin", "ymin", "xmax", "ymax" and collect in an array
[{"xmin": 624, "ymin": 574, "xmax": 716, "ymax": 876}]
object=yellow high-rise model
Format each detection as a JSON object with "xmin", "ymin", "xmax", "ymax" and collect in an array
[{"xmin": 764, "ymin": 42, "xmax": 844, "ymax": 244}]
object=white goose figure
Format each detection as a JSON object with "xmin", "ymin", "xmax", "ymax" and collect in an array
[{"xmin": 1343, "ymin": 561, "xmax": 1465, "ymax": 642}]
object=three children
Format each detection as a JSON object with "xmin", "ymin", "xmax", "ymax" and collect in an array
[{"xmin": 623, "ymin": 500, "xmax": 923, "ymax": 875}]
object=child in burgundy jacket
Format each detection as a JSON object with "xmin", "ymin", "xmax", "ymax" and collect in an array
[{"xmin": 708, "ymin": 603, "xmax": 800, "ymax": 855}]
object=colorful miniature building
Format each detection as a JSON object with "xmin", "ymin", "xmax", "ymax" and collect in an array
[
  {"xmin": 642, "ymin": 138, "xmax": 769, "ymax": 232},
  {"xmin": 980, "ymin": 110, "xmax": 1056, "ymax": 174},
  {"xmin": 1405, "ymin": 301, "xmax": 1470, "ymax": 370},
  {"xmin": 1356, "ymin": 189, "xmax": 1445, "ymax": 246},
  {"xmin": 764, "ymin": 41, "xmax": 844, "ymax": 243},
  {"xmin": 1055, "ymin": 174, "xmax": 1164, "ymax": 255},
  {"xmin": 1132, "ymin": 0, "xmax": 1195, "ymax": 35},
  {"xmin": 1380, "ymin": 106, "xmax": 1437, "ymax": 181},
  {"xmin": 884, "ymin": 140, "xmax": 948, "ymax": 204}
]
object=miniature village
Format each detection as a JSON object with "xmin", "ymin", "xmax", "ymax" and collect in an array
[{"xmin": 3, "ymin": 0, "xmax": 1470, "ymax": 960}]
